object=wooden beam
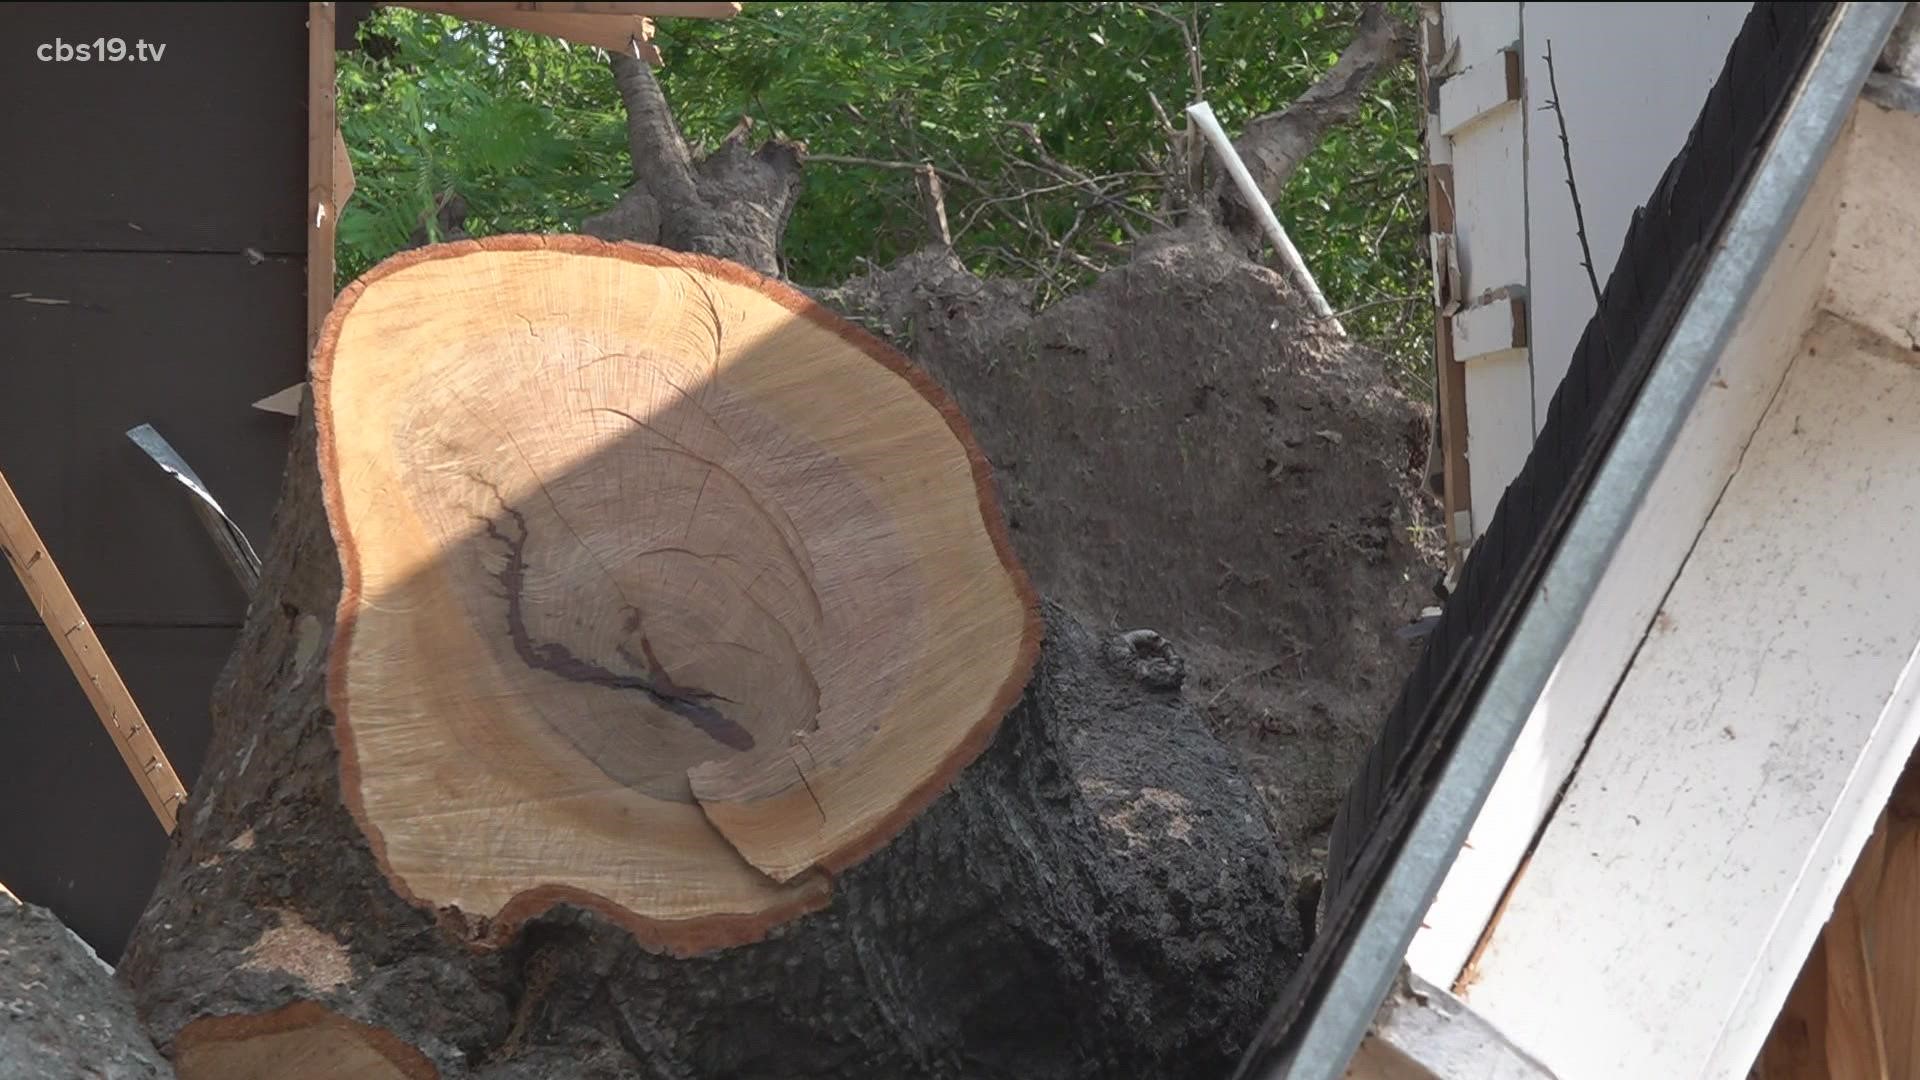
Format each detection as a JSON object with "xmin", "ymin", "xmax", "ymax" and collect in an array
[
  {"xmin": 421, "ymin": 1, "xmax": 739, "ymax": 15},
  {"xmin": 0, "ymin": 470, "xmax": 186, "ymax": 833},
  {"xmin": 1418, "ymin": 10, "xmax": 1470, "ymax": 560},
  {"xmin": 393, "ymin": 3, "xmax": 664, "ymax": 62},
  {"xmin": 309, "ymin": 3, "xmax": 339, "ymax": 357}
]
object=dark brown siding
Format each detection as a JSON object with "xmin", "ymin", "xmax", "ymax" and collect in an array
[{"xmin": 0, "ymin": 3, "xmax": 309, "ymax": 960}]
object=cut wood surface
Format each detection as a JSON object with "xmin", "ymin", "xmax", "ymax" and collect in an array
[
  {"xmin": 313, "ymin": 235, "xmax": 1040, "ymax": 951},
  {"xmin": 174, "ymin": 1004, "xmax": 435, "ymax": 1080},
  {"xmin": 123, "ymin": 401, "xmax": 1293, "ymax": 1077}
]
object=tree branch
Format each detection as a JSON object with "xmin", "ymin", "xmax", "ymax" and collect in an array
[
  {"xmin": 1218, "ymin": 4, "xmax": 1411, "ymax": 209},
  {"xmin": 609, "ymin": 54, "xmax": 699, "ymax": 209},
  {"xmin": 1541, "ymin": 40, "xmax": 1602, "ymax": 306}
]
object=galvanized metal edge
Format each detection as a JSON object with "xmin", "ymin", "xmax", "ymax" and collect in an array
[{"xmin": 1265, "ymin": 5, "xmax": 1904, "ymax": 1077}]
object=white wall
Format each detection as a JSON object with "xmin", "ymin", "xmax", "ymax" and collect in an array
[
  {"xmin": 1446, "ymin": 2, "xmax": 1752, "ymax": 540},
  {"xmin": 1523, "ymin": 3, "xmax": 1752, "ymax": 426},
  {"xmin": 1440, "ymin": 2, "xmax": 1532, "ymax": 541}
]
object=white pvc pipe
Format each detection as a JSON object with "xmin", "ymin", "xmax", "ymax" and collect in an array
[{"xmin": 1186, "ymin": 100, "xmax": 1345, "ymax": 335}]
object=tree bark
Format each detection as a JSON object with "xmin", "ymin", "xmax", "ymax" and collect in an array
[
  {"xmin": 583, "ymin": 57, "xmax": 803, "ymax": 276},
  {"xmin": 1211, "ymin": 3, "xmax": 1413, "ymax": 246},
  {"xmin": 0, "ymin": 889, "xmax": 173, "ymax": 1079}
]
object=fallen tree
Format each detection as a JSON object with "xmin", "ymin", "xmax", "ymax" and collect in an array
[{"xmin": 117, "ymin": 7, "xmax": 1431, "ymax": 1078}]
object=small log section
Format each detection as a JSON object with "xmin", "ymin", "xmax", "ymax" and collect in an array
[{"xmin": 124, "ymin": 236, "xmax": 1295, "ymax": 1080}]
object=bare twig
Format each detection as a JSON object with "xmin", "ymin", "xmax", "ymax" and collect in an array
[
  {"xmin": 1204, "ymin": 646, "xmax": 1306, "ymax": 710},
  {"xmin": 1144, "ymin": 88, "xmax": 1191, "ymax": 210},
  {"xmin": 1542, "ymin": 40, "xmax": 1602, "ymax": 306},
  {"xmin": 1310, "ymin": 294, "xmax": 1426, "ymax": 322},
  {"xmin": 1005, "ymin": 122, "xmax": 1168, "ymax": 236},
  {"xmin": 1147, "ymin": 2, "xmax": 1206, "ymax": 102},
  {"xmin": 805, "ymin": 153, "xmax": 982, "ymax": 190}
]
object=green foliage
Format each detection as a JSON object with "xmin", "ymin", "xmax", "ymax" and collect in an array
[
  {"xmin": 337, "ymin": 3, "xmax": 1430, "ymax": 386},
  {"xmin": 336, "ymin": 9, "xmax": 630, "ymax": 280}
]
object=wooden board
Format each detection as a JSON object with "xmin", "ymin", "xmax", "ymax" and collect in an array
[
  {"xmin": 0, "ymin": 249, "xmax": 306, "ymax": 626},
  {"xmin": 396, "ymin": 3, "xmax": 661, "ymax": 62},
  {"xmin": 0, "ymin": 626, "xmax": 227, "ymax": 960},
  {"xmin": 503, "ymin": 1, "xmax": 741, "ymax": 14},
  {"xmin": 310, "ymin": 3, "xmax": 340, "ymax": 356},
  {"xmin": 0, "ymin": 4, "xmax": 306, "ymax": 254}
]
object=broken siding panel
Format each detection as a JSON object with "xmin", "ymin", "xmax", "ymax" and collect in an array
[{"xmin": 1465, "ymin": 319, "xmax": 1920, "ymax": 1079}]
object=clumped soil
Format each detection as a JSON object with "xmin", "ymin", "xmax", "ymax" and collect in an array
[{"xmin": 826, "ymin": 226, "xmax": 1443, "ymax": 905}]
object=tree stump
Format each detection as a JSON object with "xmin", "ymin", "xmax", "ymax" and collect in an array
[{"xmin": 122, "ymin": 237, "xmax": 1297, "ymax": 1079}]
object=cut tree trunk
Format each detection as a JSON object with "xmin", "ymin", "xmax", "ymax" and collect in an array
[
  {"xmin": 121, "ymin": 239, "xmax": 1298, "ymax": 1080},
  {"xmin": 316, "ymin": 237, "xmax": 1040, "ymax": 948}
]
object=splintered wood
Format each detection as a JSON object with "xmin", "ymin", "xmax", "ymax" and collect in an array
[
  {"xmin": 314, "ymin": 236, "xmax": 1039, "ymax": 953},
  {"xmin": 0, "ymin": 469, "xmax": 186, "ymax": 832}
]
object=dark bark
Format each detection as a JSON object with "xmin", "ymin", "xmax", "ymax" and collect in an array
[
  {"xmin": 582, "ymin": 57, "xmax": 803, "ymax": 276},
  {"xmin": 1210, "ymin": 3, "xmax": 1413, "ymax": 246},
  {"xmin": 121, "ymin": 406, "xmax": 1297, "ymax": 1079},
  {"xmin": 0, "ymin": 891, "xmax": 173, "ymax": 1079}
]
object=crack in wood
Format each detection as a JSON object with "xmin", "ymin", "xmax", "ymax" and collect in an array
[{"xmin": 473, "ymin": 486, "xmax": 756, "ymax": 752}]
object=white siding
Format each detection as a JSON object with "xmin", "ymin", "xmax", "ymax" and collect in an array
[
  {"xmin": 1523, "ymin": 3, "xmax": 1752, "ymax": 424},
  {"xmin": 1441, "ymin": 1, "xmax": 1531, "ymax": 539}
]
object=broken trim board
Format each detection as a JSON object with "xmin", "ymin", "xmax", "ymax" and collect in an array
[
  {"xmin": 126, "ymin": 424, "xmax": 262, "ymax": 596},
  {"xmin": 253, "ymin": 383, "xmax": 308, "ymax": 417}
]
